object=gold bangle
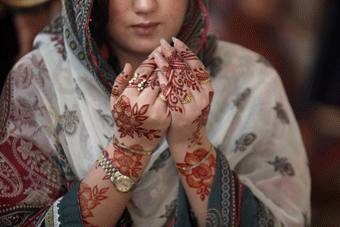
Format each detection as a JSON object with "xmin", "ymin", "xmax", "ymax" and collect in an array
[
  {"xmin": 112, "ymin": 136, "xmax": 154, "ymax": 155},
  {"xmin": 175, "ymin": 144, "xmax": 214, "ymax": 171}
]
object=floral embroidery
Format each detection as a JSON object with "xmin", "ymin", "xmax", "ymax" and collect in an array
[
  {"xmin": 17, "ymin": 139, "xmax": 46, "ymax": 172},
  {"xmin": 177, "ymin": 148, "xmax": 216, "ymax": 201},
  {"xmin": 59, "ymin": 104, "xmax": 79, "ymax": 135},
  {"xmin": 267, "ymin": 156, "xmax": 294, "ymax": 176},
  {"xmin": 273, "ymin": 102, "xmax": 290, "ymax": 124},
  {"xmin": 149, "ymin": 149, "xmax": 171, "ymax": 172},
  {"xmin": 97, "ymin": 110, "xmax": 114, "ymax": 127},
  {"xmin": 233, "ymin": 88, "xmax": 251, "ymax": 108},
  {"xmin": 74, "ymin": 79, "xmax": 85, "ymax": 101},
  {"xmin": 159, "ymin": 199, "xmax": 177, "ymax": 218},
  {"xmin": 234, "ymin": 133, "xmax": 256, "ymax": 152}
]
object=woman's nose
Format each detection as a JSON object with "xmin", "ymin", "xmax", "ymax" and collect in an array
[{"xmin": 133, "ymin": 0, "xmax": 157, "ymax": 14}]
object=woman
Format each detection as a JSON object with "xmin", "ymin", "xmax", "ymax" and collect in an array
[{"xmin": 0, "ymin": 0, "xmax": 310, "ymax": 226}]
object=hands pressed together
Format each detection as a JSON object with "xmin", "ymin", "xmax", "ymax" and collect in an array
[
  {"xmin": 110, "ymin": 38, "xmax": 214, "ymax": 164},
  {"xmin": 81, "ymin": 38, "xmax": 216, "ymax": 227}
]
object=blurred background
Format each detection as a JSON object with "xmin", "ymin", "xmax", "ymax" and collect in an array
[{"xmin": 1, "ymin": 0, "xmax": 339, "ymax": 225}]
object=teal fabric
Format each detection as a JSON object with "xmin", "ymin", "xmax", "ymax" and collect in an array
[
  {"xmin": 175, "ymin": 182, "xmax": 197, "ymax": 226},
  {"xmin": 239, "ymin": 185, "xmax": 258, "ymax": 227},
  {"xmin": 174, "ymin": 150, "xmax": 263, "ymax": 227},
  {"xmin": 58, "ymin": 182, "xmax": 83, "ymax": 226}
]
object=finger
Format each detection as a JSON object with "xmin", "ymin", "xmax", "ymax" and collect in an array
[
  {"xmin": 111, "ymin": 63, "xmax": 133, "ymax": 108},
  {"xmin": 126, "ymin": 47, "xmax": 162, "ymax": 92},
  {"xmin": 139, "ymin": 70, "xmax": 161, "ymax": 103},
  {"xmin": 160, "ymin": 38, "xmax": 201, "ymax": 93},
  {"xmin": 158, "ymin": 70, "xmax": 184, "ymax": 114},
  {"xmin": 154, "ymin": 51, "xmax": 192, "ymax": 104},
  {"xmin": 172, "ymin": 37, "xmax": 211, "ymax": 86}
]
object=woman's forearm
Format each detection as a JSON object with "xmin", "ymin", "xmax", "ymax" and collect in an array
[
  {"xmin": 169, "ymin": 142, "xmax": 217, "ymax": 227},
  {"xmin": 79, "ymin": 141, "xmax": 151, "ymax": 226}
]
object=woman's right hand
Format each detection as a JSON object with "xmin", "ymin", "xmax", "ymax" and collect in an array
[{"xmin": 110, "ymin": 49, "xmax": 171, "ymax": 152}]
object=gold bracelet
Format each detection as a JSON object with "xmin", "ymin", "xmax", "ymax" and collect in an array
[
  {"xmin": 112, "ymin": 136, "xmax": 154, "ymax": 155},
  {"xmin": 175, "ymin": 144, "xmax": 214, "ymax": 171}
]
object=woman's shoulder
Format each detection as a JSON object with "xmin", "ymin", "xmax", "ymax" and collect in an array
[
  {"xmin": 212, "ymin": 40, "xmax": 279, "ymax": 83},
  {"xmin": 0, "ymin": 49, "xmax": 57, "ymax": 136}
]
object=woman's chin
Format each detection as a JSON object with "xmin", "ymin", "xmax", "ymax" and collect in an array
[{"xmin": 130, "ymin": 40, "xmax": 161, "ymax": 55}]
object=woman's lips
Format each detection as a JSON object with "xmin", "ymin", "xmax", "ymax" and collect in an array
[{"xmin": 132, "ymin": 23, "xmax": 159, "ymax": 35}]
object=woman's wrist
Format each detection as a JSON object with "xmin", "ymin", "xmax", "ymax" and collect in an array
[
  {"xmin": 105, "ymin": 140, "xmax": 152, "ymax": 182},
  {"xmin": 167, "ymin": 136, "xmax": 212, "ymax": 163}
]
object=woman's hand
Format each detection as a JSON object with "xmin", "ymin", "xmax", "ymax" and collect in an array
[
  {"xmin": 154, "ymin": 38, "xmax": 214, "ymax": 160},
  {"xmin": 110, "ymin": 49, "xmax": 171, "ymax": 152}
]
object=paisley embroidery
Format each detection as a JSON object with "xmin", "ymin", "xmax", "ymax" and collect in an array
[
  {"xmin": 0, "ymin": 76, "xmax": 11, "ymax": 143},
  {"xmin": 59, "ymin": 104, "xmax": 79, "ymax": 135},
  {"xmin": 273, "ymin": 102, "xmax": 290, "ymax": 124},
  {"xmin": 206, "ymin": 207, "xmax": 222, "ymax": 227},
  {"xmin": 267, "ymin": 156, "xmax": 294, "ymax": 176},
  {"xmin": 0, "ymin": 152, "xmax": 23, "ymax": 198},
  {"xmin": 234, "ymin": 133, "xmax": 256, "ymax": 152},
  {"xmin": 11, "ymin": 96, "xmax": 39, "ymax": 133}
]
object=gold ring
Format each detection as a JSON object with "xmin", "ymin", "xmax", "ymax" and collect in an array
[
  {"xmin": 198, "ymin": 78, "xmax": 210, "ymax": 85},
  {"xmin": 181, "ymin": 93, "xmax": 192, "ymax": 104},
  {"xmin": 159, "ymin": 93, "xmax": 167, "ymax": 102}
]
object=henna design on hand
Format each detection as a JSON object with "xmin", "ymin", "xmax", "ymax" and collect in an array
[
  {"xmin": 188, "ymin": 92, "xmax": 214, "ymax": 148},
  {"xmin": 160, "ymin": 79, "xmax": 183, "ymax": 113},
  {"xmin": 144, "ymin": 72, "xmax": 160, "ymax": 90},
  {"xmin": 177, "ymin": 148, "xmax": 216, "ymax": 201},
  {"xmin": 112, "ymin": 95, "xmax": 161, "ymax": 139},
  {"xmin": 106, "ymin": 144, "xmax": 144, "ymax": 178},
  {"xmin": 111, "ymin": 72, "xmax": 129, "ymax": 97},
  {"xmin": 168, "ymin": 50, "xmax": 201, "ymax": 92},
  {"xmin": 194, "ymin": 68, "xmax": 209, "ymax": 82},
  {"xmin": 79, "ymin": 182, "xmax": 109, "ymax": 220},
  {"xmin": 180, "ymin": 48, "xmax": 200, "ymax": 61}
]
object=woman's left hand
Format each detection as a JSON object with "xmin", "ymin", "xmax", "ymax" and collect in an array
[{"xmin": 154, "ymin": 38, "xmax": 214, "ymax": 161}]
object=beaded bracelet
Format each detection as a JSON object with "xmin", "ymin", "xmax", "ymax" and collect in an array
[
  {"xmin": 175, "ymin": 144, "xmax": 214, "ymax": 171},
  {"xmin": 112, "ymin": 136, "xmax": 154, "ymax": 155}
]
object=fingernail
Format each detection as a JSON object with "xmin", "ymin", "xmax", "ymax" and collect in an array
[
  {"xmin": 172, "ymin": 37, "xmax": 179, "ymax": 43},
  {"xmin": 157, "ymin": 70, "xmax": 163, "ymax": 76},
  {"xmin": 160, "ymin": 38, "xmax": 171, "ymax": 50},
  {"xmin": 160, "ymin": 38, "xmax": 167, "ymax": 45},
  {"xmin": 123, "ymin": 63, "xmax": 127, "ymax": 72},
  {"xmin": 154, "ymin": 51, "xmax": 161, "ymax": 58}
]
